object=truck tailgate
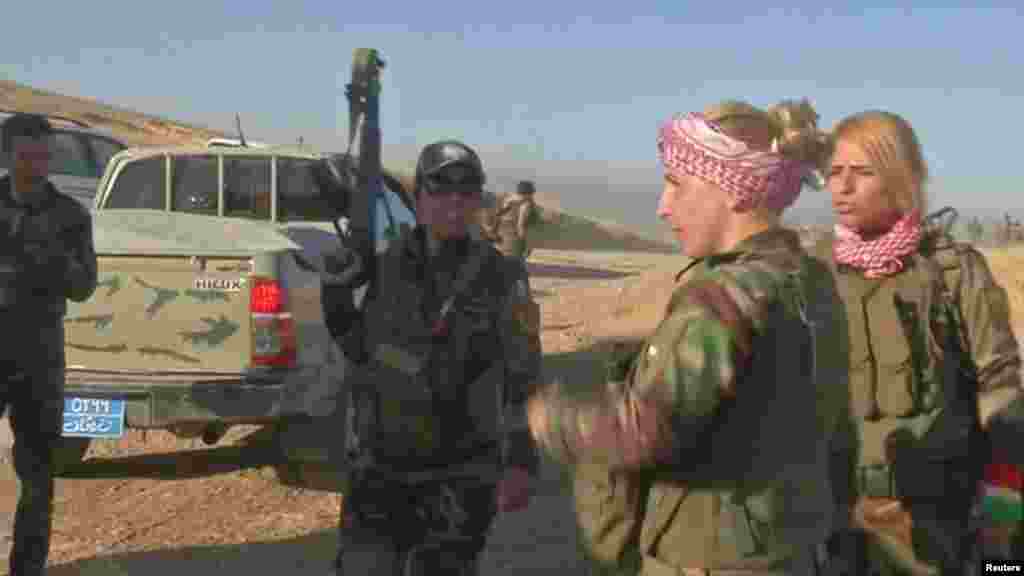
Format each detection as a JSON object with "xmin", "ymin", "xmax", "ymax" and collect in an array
[
  {"xmin": 65, "ymin": 210, "xmax": 303, "ymax": 374},
  {"xmin": 64, "ymin": 254, "xmax": 252, "ymax": 372}
]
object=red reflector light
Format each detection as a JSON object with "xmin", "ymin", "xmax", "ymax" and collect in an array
[
  {"xmin": 250, "ymin": 277, "xmax": 295, "ymax": 368},
  {"xmin": 251, "ymin": 278, "xmax": 283, "ymax": 314}
]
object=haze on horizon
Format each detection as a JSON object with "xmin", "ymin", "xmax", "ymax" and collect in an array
[{"xmin": 1, "ymin": 2, "xmax": 1020, "ymax": 242}]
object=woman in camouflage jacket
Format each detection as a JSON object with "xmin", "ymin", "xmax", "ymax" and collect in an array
[{"xmin": 527, "ymin": 99, "xmax": 847, "ymax": 575}]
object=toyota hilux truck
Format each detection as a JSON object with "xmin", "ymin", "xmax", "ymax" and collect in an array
[{"xmin": 56, "ymin": 142, "xmax": 415, "ymax": 470}]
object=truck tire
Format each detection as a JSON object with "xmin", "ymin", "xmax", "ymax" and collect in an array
[{"xmin": 53, "ymin": 437, "xmax": 91, "ymax": 474}]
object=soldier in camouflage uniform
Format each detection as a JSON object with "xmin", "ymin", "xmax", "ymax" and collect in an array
[
  {"xmin": 528, "ymin": 100, "xmax": 845, "ymax": 575},
  {"xmin": 0, "ymin": 113, "xmax": 98, "ymax": 575},
  {"xmin": 492, "ymin": 180, "xmax": 538, "ymax": 262},
  {"xmin": 323, "ymin": 140, "xmax": 541, "ymax": 575},
  {"xmin": 816, "ymin": 110, "xmax": 1024, "ymax": 575}
]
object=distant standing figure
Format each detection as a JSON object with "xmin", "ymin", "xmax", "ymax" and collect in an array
[
  {"xmin": 493, "ymin": 180, "xmax": 538, "ymax": 261},
  {"xmin": 0, "ymin": 112, "xmax": 98, "ymax": 576}
]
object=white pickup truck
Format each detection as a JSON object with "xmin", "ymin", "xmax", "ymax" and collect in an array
[{"xmin": 57, "ymin": 142, "xmax": 415, "ymax": 469}]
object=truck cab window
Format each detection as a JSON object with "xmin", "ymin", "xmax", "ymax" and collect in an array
[
  {"xmin": 88, "ymin": 136, "xmax": 127, "ymax": 178},
  {"xmin": 277, "ymin": 158, "xmax": 334, "ymax": 222},
  {"xmin": 104, "ymin": 157, "xmax": 167, "ymax": 210},
  {"xmin": 172, "ymin": 155, "xmax": 219, "ymax": 215},
  {"xmin": 50, "ymin": 131, "xmax": 93, "ymax": 178},
  {"xmin": 224, "ymin": 157, "xmax": 271, "ymax": 220}
]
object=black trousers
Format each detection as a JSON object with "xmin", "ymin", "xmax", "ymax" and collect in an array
[
  {"xmin": 334, "ymin": 472, "xmax": 497, "ymax": 575},
  {"xmin": 0, "ymin": 329, "xmax": 63, "ymax": 576}
]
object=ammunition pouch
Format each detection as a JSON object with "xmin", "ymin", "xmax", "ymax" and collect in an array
[{"xmin": 883, "ymin": 422, "xmax": 979, "ymax": 570}]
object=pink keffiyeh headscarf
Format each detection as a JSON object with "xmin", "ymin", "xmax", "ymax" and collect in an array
[
  {"xmin": 832, "ymin": 211, "xmax": 922, "ymax": 278},
  {"xmin": 656, "ymin": 112, "xmax": 811, "ymax": 213}
]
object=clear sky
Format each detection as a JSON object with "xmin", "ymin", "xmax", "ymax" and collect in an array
[{"xmin": 2, "ymin": 2, "xmax": 1021, "ymax": 237}]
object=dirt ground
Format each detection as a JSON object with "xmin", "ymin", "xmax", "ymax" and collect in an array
[{"xmin": 0, "ymin": 249, "xmax": 681, "ymax": 575}]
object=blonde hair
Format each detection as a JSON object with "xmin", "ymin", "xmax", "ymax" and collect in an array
[
  {"xmin": 831, "ymin": 110, "xmax": 928, "ymax": 218},
  {"xmin": 702, "ymin": 98, "xmax": 832, "ymax": 174}
]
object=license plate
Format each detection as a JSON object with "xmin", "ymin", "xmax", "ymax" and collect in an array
[{"xmin": 62, "ymin": 397, "xmax": 125, "ymax": 438}]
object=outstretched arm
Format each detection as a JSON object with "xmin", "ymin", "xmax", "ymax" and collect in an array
[{"xmin": 531, "ymin": 284, "xmax": 752, "ymax": 470}]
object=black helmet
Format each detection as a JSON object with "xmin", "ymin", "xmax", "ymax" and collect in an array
[
  {"xmin": 1, "ymin": 112, "xmax": 53, "ymax": 152},
  {"xmin": 414, "ymin": 140, "xmax": 485, "ymax": 196},
  {"xmin": 516, "ymin": 180, "xmax": 536, "ymax": 196}
]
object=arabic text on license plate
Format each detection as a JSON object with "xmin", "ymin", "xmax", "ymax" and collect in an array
[{"xmin": 62, "ymin": 397, "xmax": 125, "ymax": 438}]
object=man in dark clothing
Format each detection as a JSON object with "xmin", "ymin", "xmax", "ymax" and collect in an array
[
  {"xmin": 0, "ymin": 113, "xmax": 98, "ymax": 575},
  {"xmin": 324, "ymin": 140, "xmax": 541, "ymax": 574}
]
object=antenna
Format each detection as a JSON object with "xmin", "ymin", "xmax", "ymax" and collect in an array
[{"xmin": 235, "ymin": 114, "xmax": 248, "ymax": 147}]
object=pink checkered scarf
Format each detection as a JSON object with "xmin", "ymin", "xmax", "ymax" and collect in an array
[
  {"xmin": 833, "ymin": 211, "xmax": 923, "ymax": 278},
  {"xmin": 656, "ymin": 112, "xmax": 809, "ymax": 212}
]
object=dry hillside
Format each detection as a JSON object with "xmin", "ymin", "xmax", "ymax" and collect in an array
[
  {"xmin": 2, "ymin": 79, "xmax": 675, "ymax": 252},
  {"xmin": 0, "ymin": 80, "xmax": 227, "ymax": 146}
]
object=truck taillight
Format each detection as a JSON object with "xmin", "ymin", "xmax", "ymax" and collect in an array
[{"xmin": 250, "ymin": 277, "xmax": 296, "ymax": 368}]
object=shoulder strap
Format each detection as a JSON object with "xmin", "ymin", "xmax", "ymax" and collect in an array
[
  {"xmin": 918, "ymin": 233, "xmax": 977, "ymax": 380},
  {"xmin": 432, "ymin": 239, "xmax": 490, "ymax": 336}
]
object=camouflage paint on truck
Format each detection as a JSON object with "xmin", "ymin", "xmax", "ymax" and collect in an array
[
  {"xmin": 65, "ymin": 210, "xmax": 296, "ymax": 373},
  {"xmin": 63, "ymin": 205, "xmax": 350, "ymax": 440}
]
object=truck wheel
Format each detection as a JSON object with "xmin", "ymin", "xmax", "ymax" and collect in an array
[{"xmin": 53, "ymin": 437, "xmax": 91, "ymax": 474}]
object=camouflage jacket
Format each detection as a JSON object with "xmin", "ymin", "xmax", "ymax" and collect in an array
[
  {"xmin": 538, "ymin": 228, "xmax": 849, "ymax": 570},
  {"xmin": 344, "ymin": 225, "xmax": 542, "ymax": 475},
  {"xmin": 0, "ymin": 175, "xmax": 97, "ymax": 319}
]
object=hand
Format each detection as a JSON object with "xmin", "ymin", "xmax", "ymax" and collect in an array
[
  {"xmin": 496, "ymin": 466, "xmax": 532, "ymax": 513},
  {"xmin": 527, "ymin": 394, "xmax": 549, "ymax": 446}
]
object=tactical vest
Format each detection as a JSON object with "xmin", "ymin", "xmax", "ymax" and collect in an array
[
  {"xmin": 581, "ymin": 249, "xmax": 837, "ymax": 573},
  {"xmin": 352, "ymin": 228, "xmax": 508, "ymax": 470},
  {"xmin": 810, "ymin": 232, "xmax": 968, "ymax": 495}
]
